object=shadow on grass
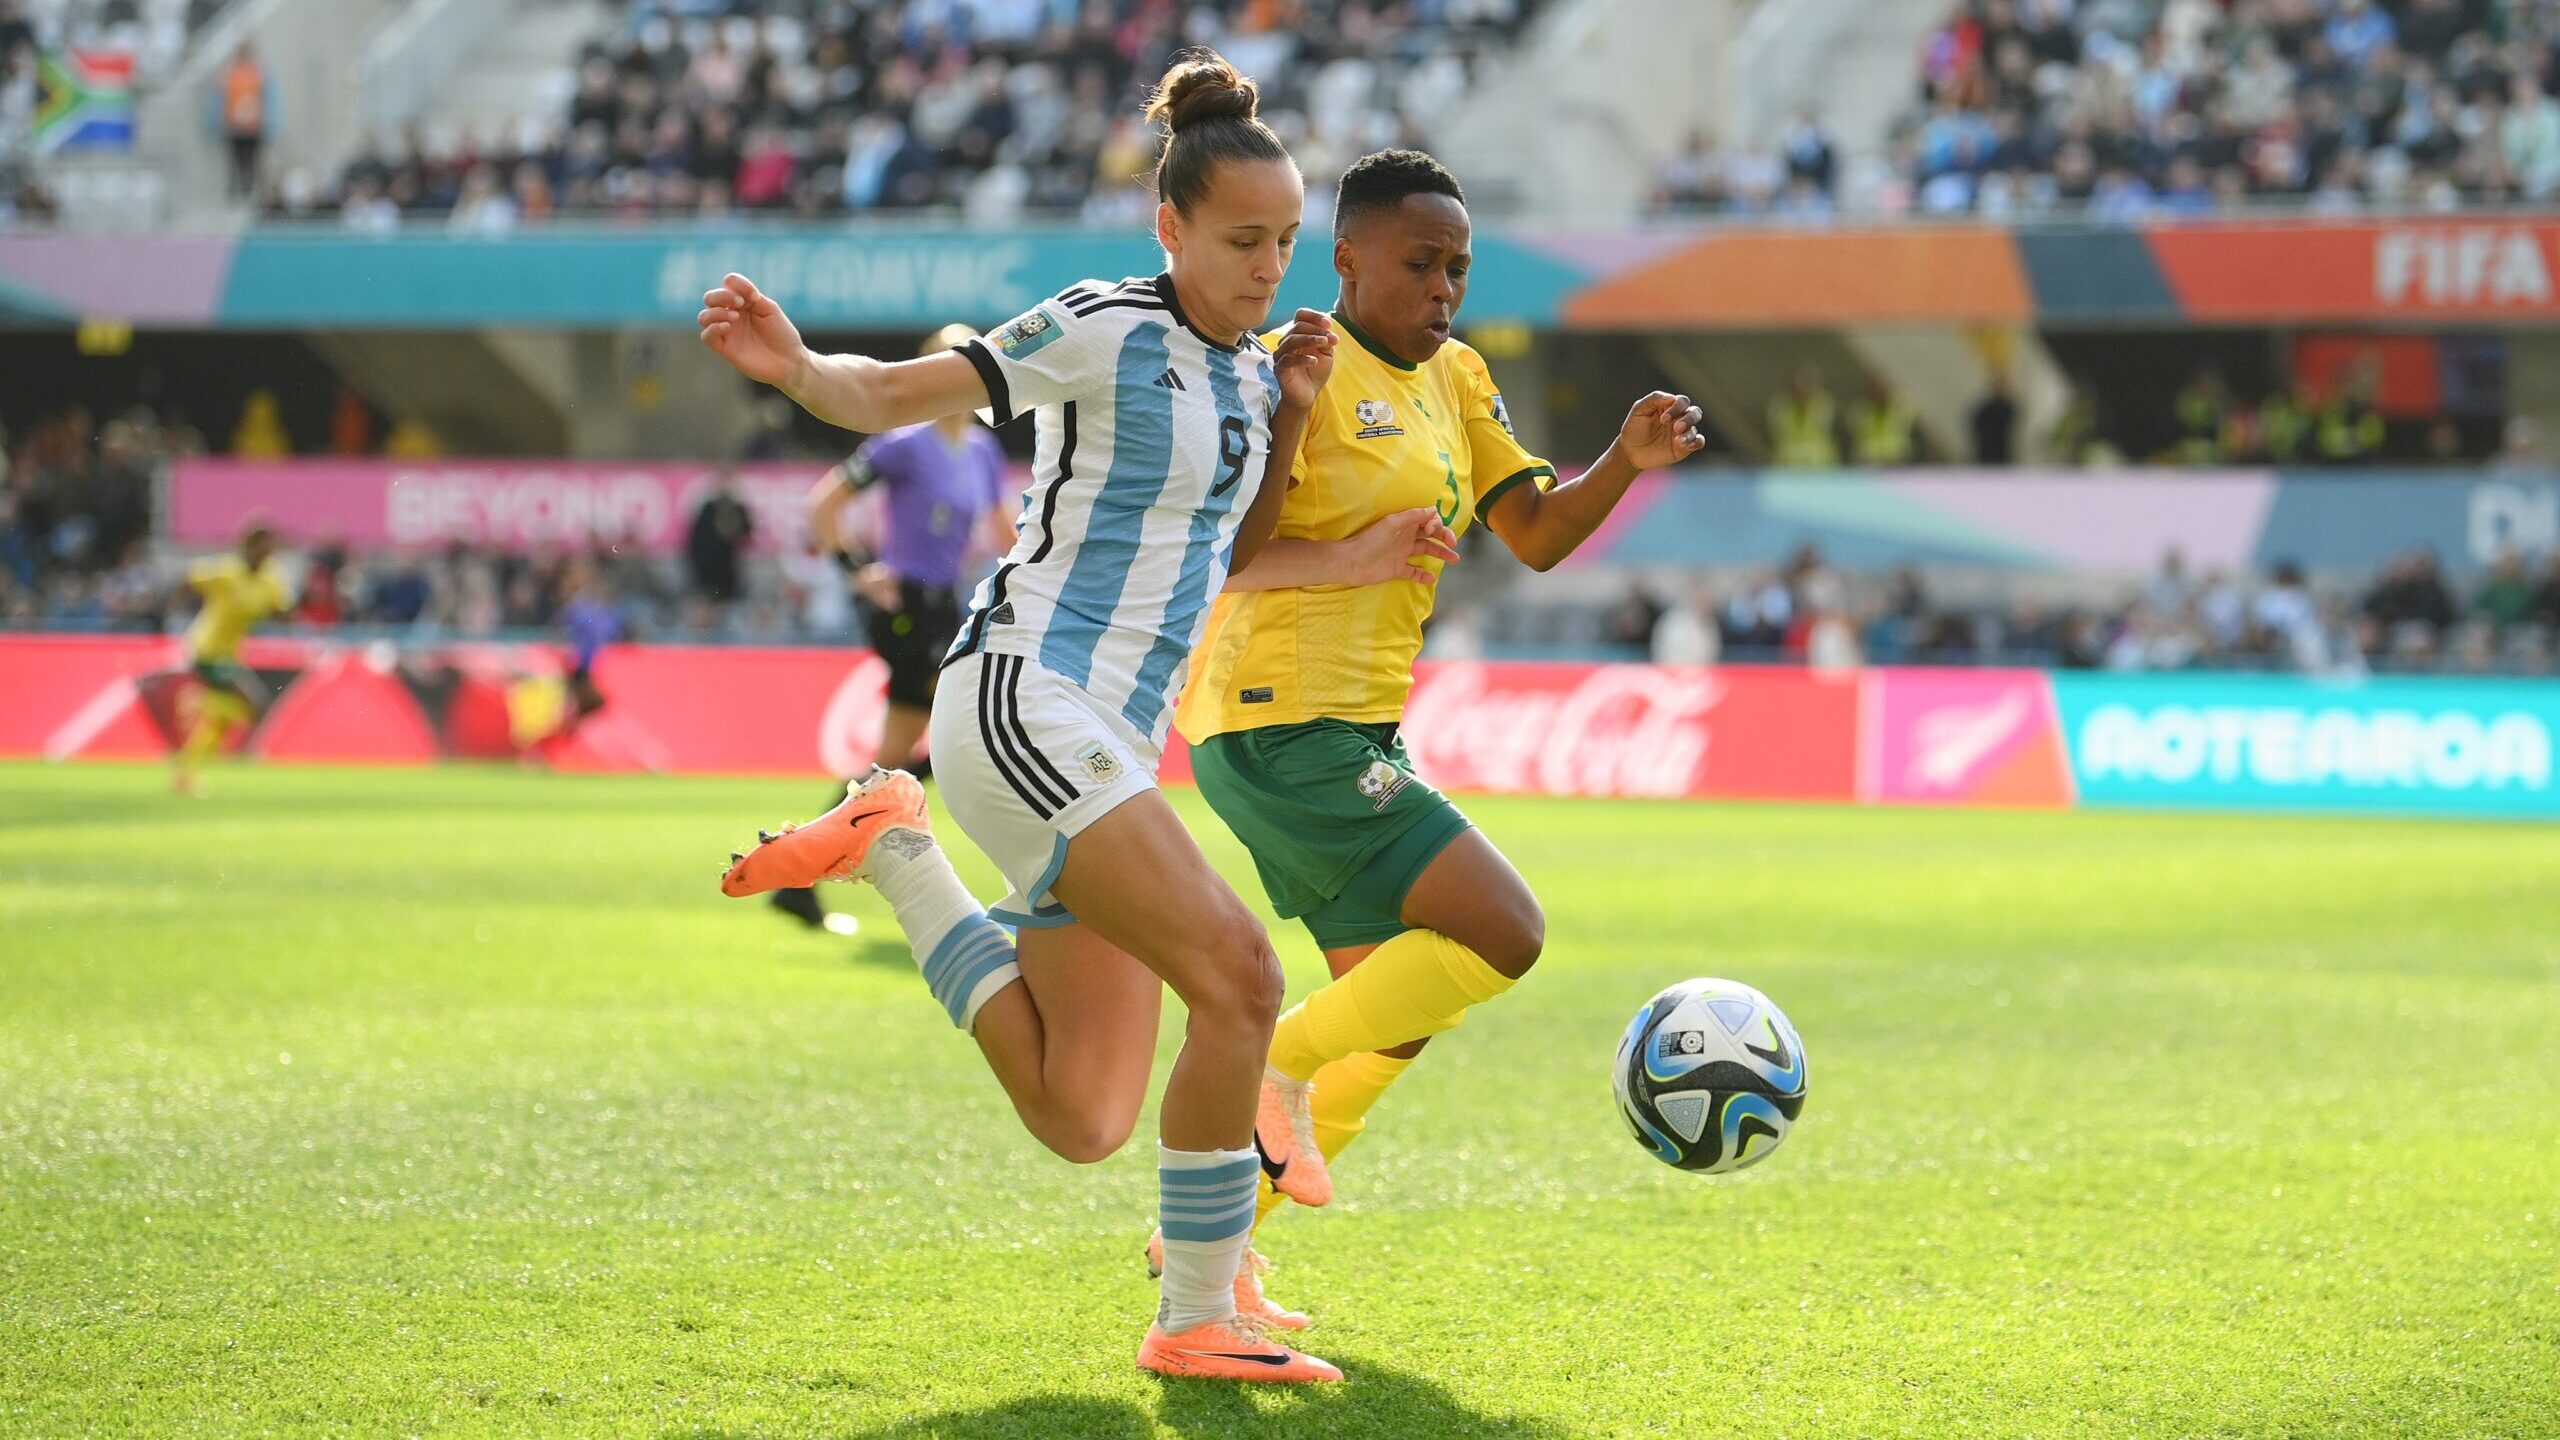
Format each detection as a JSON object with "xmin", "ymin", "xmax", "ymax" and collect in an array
[{"xmin": 676, "ymin": 1360, "xmax": 1569, "ymax": 1440}]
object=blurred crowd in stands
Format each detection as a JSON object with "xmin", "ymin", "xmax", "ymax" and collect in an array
[
  {"xmin": 1570, "ymin": 540, "xmax": 2560, "ymax": 676},
  {"xmin": 8, "ymin": 396, "xmax": 2558, "ymax": 675},
  {"xmin": 272, "ymin": 0, "xmax": 1537, "ymax": 229},
  {"xmin": 1761, "ymin": 358, "xmax": 2540, "ymax": 468},
  {"xmin": 1888, "ymin": 0, "xmax": 2560, "ymax": 219}
]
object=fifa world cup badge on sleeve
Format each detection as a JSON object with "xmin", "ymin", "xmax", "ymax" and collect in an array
[{"xmin": 995, "ymin": 307, "xmax": 1062, "ymax": 359}]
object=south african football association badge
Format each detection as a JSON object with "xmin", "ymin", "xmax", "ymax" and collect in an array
[
  {"xmin": 1356, "ymin": 759, "xmax": 1411, "ymax": 811},
  {"xmin": 994, "ymin": 306, "xmax": 1062, "ymax": 358},
  {"xmin": 1354, "ymin": 399, "xmax": 1404, "ymax": 439}
]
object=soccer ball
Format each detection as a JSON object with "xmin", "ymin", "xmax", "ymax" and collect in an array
[{"xmin": 1613, "ymin": 978, "xmax": 1808, "ymax": 1173}]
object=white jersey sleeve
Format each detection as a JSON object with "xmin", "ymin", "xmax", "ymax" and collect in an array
[{"xmin": 959, "ymin": 292, "xmax": 1120, "ymax": 426}]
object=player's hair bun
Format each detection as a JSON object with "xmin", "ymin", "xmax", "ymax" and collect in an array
[
  {"xmin": 1143, "ymin": 49, "xmax": 1287, "ymax": 215},
  {"xmin": 1146, "ymin": 52, "xmax": 1260, "ymax": 134}
]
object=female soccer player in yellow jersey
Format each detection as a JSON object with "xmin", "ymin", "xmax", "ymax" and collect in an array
[
  {"xmin": 1159, "ymin": 149, "xmax": 1706, "ymax": 1323},
  {"xmin": 171, "ymin": 522, "xmax": 292, "ymax": 797}
]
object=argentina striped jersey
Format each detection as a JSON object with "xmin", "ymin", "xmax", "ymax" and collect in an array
[{"xmin": 950, "ymin": 274, "xmax": 1282, "ymax": 748}]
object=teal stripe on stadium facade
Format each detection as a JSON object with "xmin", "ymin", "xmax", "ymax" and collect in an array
[{"xmin": 1040, "ymin": 322, "xmax": 1174, "ymax": 690}]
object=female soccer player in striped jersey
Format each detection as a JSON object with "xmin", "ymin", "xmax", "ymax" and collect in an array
[
  {"xmin": 699, "ymin": 53, "xmax": 1352, "ymax": 1383},
  {"xmin": 1160, "ymin": 149, "xmax": 1707, "ymax": 1323}
]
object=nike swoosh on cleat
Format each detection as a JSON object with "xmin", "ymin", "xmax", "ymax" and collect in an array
[
  {"xmin": 1203, "ymin": 1351, "xmax": 1292, "ymax": 1366},
  {"xmin": 1255, "ymin": 1138, "xmax": 1288, "ymax": 1182}
]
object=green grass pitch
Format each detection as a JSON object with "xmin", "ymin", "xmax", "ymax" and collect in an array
[{"xmin": 3, "ymin": 761, "xmax": 2557, "ymax": 1438}]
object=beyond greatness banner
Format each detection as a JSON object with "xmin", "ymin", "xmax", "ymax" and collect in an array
[
  {"xmin": 6, "ymin": 637, "xmax": 2551, "ymax": 819},
  {"xmin": 166, "ymin": 459, "xmax": 833, "ymax": 556}
]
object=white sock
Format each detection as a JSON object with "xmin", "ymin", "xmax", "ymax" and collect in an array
[
  {"xmin": 866, "ymin": 829, "xmax": 1018, "ymax": 1030},
  {"xmin": 1156, "ymin": 1144, "xmax": 1258, "ymax": 1333}
]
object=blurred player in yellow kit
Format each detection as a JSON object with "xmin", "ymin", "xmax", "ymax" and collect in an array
[
  {"xmin": 171, "ymin": 523, "xmax": 291, "ymax": 796},
  {"xmin": 1147, "ymin": 149, "xmax": 1706, "ymax": 1326}
]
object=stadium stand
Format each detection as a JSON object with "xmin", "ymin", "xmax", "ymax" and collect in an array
[
  {"xmin": 1890, "ymin": 0, "xmax": 2560, "ymax": 218},
  {"xmin": 305, "ymin": 0, "xmax": 1547, "ymax": 225}
]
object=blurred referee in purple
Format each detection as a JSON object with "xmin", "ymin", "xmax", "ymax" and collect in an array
[{"xmin": 771, "ymin": 323, "xmax": 1015, "ymax": 930}]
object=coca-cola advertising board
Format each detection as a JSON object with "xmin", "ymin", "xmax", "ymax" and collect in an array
[{"xmin": 1393, "ymin": 662, "xmax": 1860, "ymax": 801}]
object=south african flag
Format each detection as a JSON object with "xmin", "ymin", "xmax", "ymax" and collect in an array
[{"xmin": 33, "ymin": 49, "xmax": 137, "ymax": 155}]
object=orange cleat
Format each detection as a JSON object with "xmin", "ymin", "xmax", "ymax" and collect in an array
[
  {"xmin": 1256, "ymin": 1070, "xmax": 1331, "ymax": 1207},
  {"xmin": 1137, "ymin": 1315, "xmax": 1341, "ymax": 1383},
  {"xmin": 1145, "ymin": 1232, "xmax": 1311, "ymax": 1331},
  {"xmin": 720, "ymin": 767, "xmax": 928, "ymax": 897}
]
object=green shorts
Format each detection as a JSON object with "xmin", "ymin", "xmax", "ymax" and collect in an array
[
  {"xmin": 1189, "ymin": 718, "xmax": 1473, "ymax": 951},
  {"xmin": 190, "ymin": 659, "xmax": 256, "ymax": 697}
]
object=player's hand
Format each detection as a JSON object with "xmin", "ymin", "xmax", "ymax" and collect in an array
[
  {"xmin": 854, "ymin": 563, "xmax": 904, "ymax": 611},
  {"xmin": 699, "ymin": 273, "xmax": 809, "ymax": 389},
  {"xmin": 1342, "ymin": 506, "xmax": 1462, "ymax": 585},
  {"xmin": 1271, "ymin": 309, "xmax": 1337, "ymax": 412},
  {"xmin": 1617, "ymin": 392, "xmax": 1707, "ymax": 470}
]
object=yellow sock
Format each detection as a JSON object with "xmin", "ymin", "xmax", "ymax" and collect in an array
[
  {"xmin": 1254, "ymin": 1049, "xmax": 1417, "ymax": 1229},
  {"xmin": 1266, "ymin": 928, "xmax": 1512, "ymax": 1082}
]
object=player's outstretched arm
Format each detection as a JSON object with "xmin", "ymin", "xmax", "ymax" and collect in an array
[
  {"xmin": 1482, "ymin": 392, "xmax": 1704, "ymax": 573},
  {"xmin": 1224, "ymin": 508, "xmax": 1460, "ymax": 591},
  {"xmin": 699, "ymin": 273, "xmax": 987, "ymax": 433}
]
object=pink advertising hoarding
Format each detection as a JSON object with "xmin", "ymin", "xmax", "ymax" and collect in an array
[
  {"xmin": 168, "ymin": 458, "xmax": 837, "ymax": 556},
  {"xmin": 1864, "ymin": 668, "xmax": 2073, "ymax": 808}
]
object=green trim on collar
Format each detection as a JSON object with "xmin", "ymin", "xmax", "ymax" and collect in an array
[{"xmin": 1331, "ymin": 309, "xmax": 1419, "ymax": 371}]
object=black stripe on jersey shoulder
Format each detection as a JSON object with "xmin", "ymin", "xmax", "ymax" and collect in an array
[
  {"xmin": 1066, "ymin": 276, "xmax": 1167, "ymax": 316},
  {"xmin": 958, "ymin": 338, "xmax": 1014, "ymax": 427},
  {"xmin": 1067, "ymin": 297, "xmax": 1172, "ymax": 321}
]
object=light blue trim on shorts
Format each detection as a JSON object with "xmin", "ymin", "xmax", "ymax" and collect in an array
[{"xmin": 987, "ymin": 831, "xmax": 1075, "ymax": 930}]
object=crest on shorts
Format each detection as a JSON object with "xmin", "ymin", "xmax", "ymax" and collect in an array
[
  {"xmin": 1075, "ymin": 742, "xmax": 1123, "ymax": 786},
  {"xmin": 1355, "ymin": 759, "xmax": 1411, "ymax": 811},
  {"xmin": 1354, "ymin": 399, "xmax": 1403, "ymax": 440},
  {"xmin": 994, "ymin": 306, "xmax": 1062, "ymax": 359}
]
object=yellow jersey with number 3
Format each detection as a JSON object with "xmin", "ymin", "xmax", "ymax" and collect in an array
[{"xmin": 1175, "ymin": 315, "xmax": 1553, "ymax": 742}]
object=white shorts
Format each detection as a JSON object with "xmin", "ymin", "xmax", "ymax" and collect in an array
[{"xmin": 929, "ymin": 649, "xmax": 1161, "ymax": 928}]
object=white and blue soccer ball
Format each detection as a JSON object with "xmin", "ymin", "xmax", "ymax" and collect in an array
[{"xmin": 1613, "ymin": 978, "xmax": 1808, "ymax": 1174}]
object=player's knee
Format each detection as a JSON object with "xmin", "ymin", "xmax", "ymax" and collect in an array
[
  {"xmin": 1039, "ymin": 1109, "xmax": 1136, "ymax": 1166},
  {"xmin": 1475, "ymin": 898, "xmax": 1545, "ymax": 980},
  {"xmin": 1186, "ymin": 912, "xmax": 1284, "ymax": 1029}
]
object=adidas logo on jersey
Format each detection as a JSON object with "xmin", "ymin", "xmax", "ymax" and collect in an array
[{"xmin": 1152, "ymin": 368, "xmax": 1187, "ymax": 391}]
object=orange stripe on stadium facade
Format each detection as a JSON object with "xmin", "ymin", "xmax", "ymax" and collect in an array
[
  {"xmin": 2149, "ymin": 220, "xmax": 2560, "ymax": 323},
  {"xmin": 1563, "ymin": 228, "xmax": 2033, "ymax": 328}
]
